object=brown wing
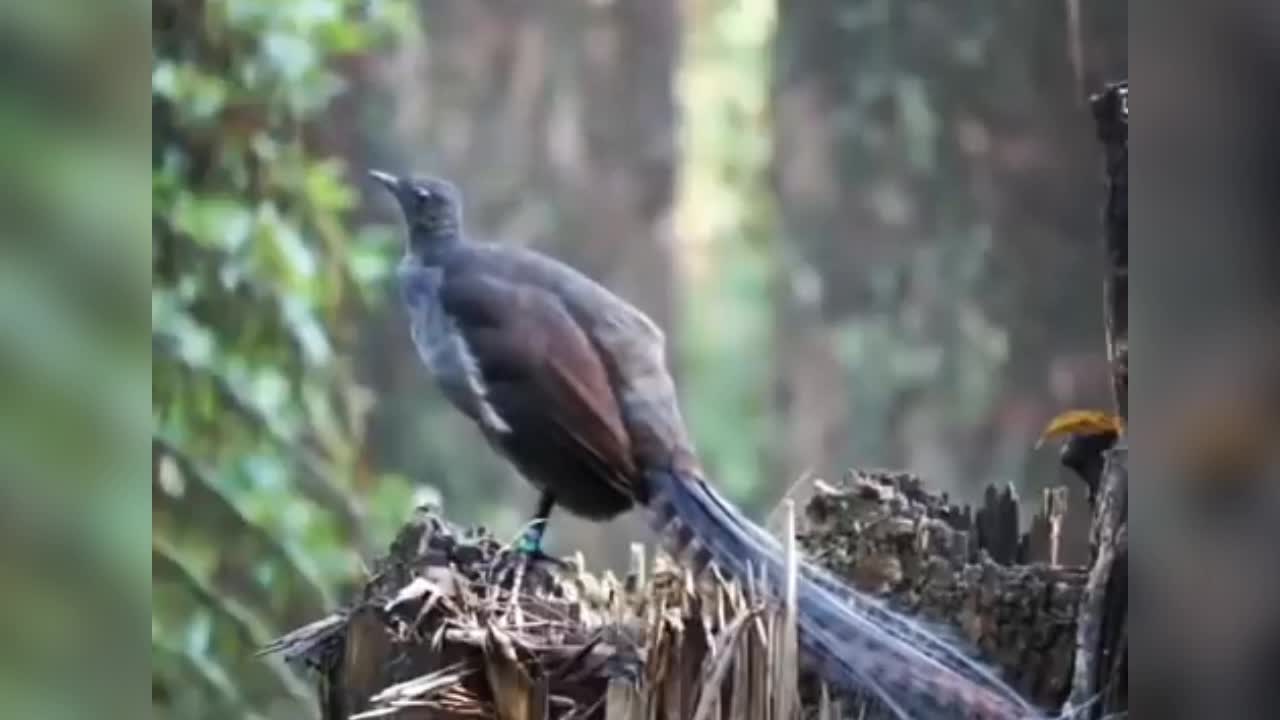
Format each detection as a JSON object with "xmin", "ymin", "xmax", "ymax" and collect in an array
[{"xmin": 439, "ymin": 269, "xmax": 637, "ymax": 518}]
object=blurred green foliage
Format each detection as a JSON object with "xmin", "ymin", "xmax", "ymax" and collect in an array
[
  {"xmin": 678, "ymin": 0, "xmax": 779, "ymax": 510},
  {"xmin": 0, "ymin": 0, "xmax": 149, "ymax": 718},
  {"xmin": 152, "ymin": 0, "xmax": 415, "ymax": 717}
]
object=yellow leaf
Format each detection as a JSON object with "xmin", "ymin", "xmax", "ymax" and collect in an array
[{"xmin": 1035, "ymin": 409, "xmax": 1123, "ymax": 448}]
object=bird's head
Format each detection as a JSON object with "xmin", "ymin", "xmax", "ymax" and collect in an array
[
  {"xmin": 1036, "ymin": 410, "xmax": 1122, "ymax": 495},
  {"xmin": 369, "ymin": 170, "xmax": 463, "ymax": 253}
]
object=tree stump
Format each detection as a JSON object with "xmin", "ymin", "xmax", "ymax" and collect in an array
[{"xmin": 263, "ymin": 470, "xmax": 1093, "ymax": 719}]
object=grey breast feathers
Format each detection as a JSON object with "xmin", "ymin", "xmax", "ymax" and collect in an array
[{"xmin": 398, "ymin": 260, "xmax": 511, "ymax": 435}]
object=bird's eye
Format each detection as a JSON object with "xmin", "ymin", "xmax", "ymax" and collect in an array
[{"xmin": 415, "ymin": 187, "xmax": 432, "ymax": 201}]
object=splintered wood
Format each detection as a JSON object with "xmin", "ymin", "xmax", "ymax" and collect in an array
[{"xmin": 262, "ymin": 508, "xmax": 802, "ymax": 720}]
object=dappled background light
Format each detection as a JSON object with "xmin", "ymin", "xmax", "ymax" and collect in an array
[{"xmin": 146, "ymin": 1, "xmax": 1128, "ymax": 716}]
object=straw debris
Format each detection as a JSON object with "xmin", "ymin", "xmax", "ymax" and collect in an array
[{"xmin": 263, "ymin": 471, "xmax": 1089, "ymax": 718}]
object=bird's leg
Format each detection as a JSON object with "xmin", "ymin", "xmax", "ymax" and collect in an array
[
  {"xmin": 514, "ymin": 491, "xmax": 568, "ymax": 568},
  {"xmin": 494, "ymin": 492, "xmax": 570, "ymax": 598}
]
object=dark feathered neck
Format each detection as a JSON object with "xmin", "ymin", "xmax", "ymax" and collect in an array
[{"xmin": 408, "ymin": 218, "xmax": 463, "ymax": 264}]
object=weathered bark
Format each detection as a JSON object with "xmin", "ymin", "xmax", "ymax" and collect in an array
[
  {"xmin": 974, "ymin": 483, "xmax": 1022, "ymax": 565},
  {"xmin": 801, "ymin": 471, "xmax": 1086, "ymax": 708},
  {"xmin": 1093, "ymin": 82, "xmax": 1128, "ymax": 422},
  {"xmin": 1064, "ymin": 446, "xmax": 1126, "ymax": 717},
  {"xmin": 1060, "ymin": 80, "xmax": 1128, "ymax": 720}
]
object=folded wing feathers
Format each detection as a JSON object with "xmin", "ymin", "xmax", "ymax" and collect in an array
[{"xmin": 438, "ymin": 268, "xmax": 638, "ymax": 501}]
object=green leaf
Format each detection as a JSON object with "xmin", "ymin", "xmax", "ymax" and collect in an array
[
  {"xmin": 152, "ymin": 546, "xmax": 315, "ymax": 718},
  {"xmin": 153, "ymin": 438, "xmax": 332, "ymax": 626}
]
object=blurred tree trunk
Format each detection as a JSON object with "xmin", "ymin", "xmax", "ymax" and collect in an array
[
  {"xmin": 769, "ymin": 0, "xmax": 853, "ymax": 489},
  {"xmin": 363, "ymin": 0, "xmax": 680, "ymax": 570},
  {"xmin": 771, "ymin": 0, "xmax": 1125, "ymax": 524}
]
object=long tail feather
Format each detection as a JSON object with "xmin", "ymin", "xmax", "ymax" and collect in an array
[{"xmin": 645, "ymin": 468, "xmax": 1044, "ymax": 720}]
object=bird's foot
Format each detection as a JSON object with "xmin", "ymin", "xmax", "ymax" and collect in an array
[
  {"xmin": 488, "ymin": 535, "xmax": 570, "ymax": 597},
  {"xmin": 513, "ymin": 533, "xmax": 573, "ymax": 571}
]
